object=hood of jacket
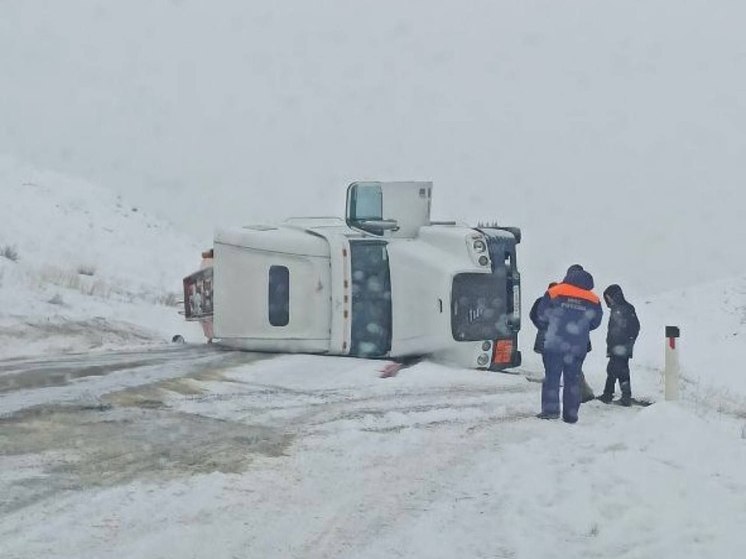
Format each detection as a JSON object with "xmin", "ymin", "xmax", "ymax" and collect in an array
[{"xmin": 603, "ymin": 284, "xmax": 626, "ymax": 305}]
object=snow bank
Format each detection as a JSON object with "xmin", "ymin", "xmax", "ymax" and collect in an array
[
  {"xmin": 634, "ymin": 276, "xmax": 746, "ymax": 401},
  {"xmin": 0, "ymin": 155, "xmax": 203, "ymax": 358}
]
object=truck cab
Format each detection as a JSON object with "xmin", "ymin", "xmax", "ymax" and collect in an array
[{"xmin": 183, "ymin": 181, "xmax": 521, "ymax": 370}]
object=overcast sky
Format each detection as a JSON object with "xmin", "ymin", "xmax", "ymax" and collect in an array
[{"xmin": 2, "ymin": 0, "xmax": 745, "ymax": 300}]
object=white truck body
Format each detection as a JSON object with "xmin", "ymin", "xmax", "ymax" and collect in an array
[{"xmin": 183, "ymin": 182, "xmax": 521, "ymax": 370}]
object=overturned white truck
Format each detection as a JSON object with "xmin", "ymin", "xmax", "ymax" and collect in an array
[{"xmin": 183, "ymin": 181, "xmax": 522, "ymax": 370}]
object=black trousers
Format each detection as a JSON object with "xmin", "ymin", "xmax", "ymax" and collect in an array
[{"xmin": 604, "ymin": 356, "xmax": 631, "ymax": 397}]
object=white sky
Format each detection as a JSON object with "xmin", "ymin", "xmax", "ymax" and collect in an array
[{"xmin": 2, "ymin": 0, "xmax": 746, "ymax": 298}]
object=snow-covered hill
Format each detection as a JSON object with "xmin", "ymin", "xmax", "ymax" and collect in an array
[{"xmin": 0, "ymin": 155, "xmax": 203, "ymax": 358}]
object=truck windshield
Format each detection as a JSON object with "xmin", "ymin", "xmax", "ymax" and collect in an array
[{"xmin": 451, "ymin": 273, "xmax": 508, "ymax": 341}]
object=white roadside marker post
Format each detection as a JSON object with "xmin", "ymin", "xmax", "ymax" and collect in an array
[{"xmin": 665, "ymin": 326, "xmax": 680, "ymax": 401}]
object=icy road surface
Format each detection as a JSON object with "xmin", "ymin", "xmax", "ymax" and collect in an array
[{"xmin": 1, "ymin": 348, "xmax": 745, "ymax": 559}]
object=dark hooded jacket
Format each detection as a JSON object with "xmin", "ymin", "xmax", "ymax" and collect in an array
[
  {"xmin": 535, "ymin": 269, "xmax": 603, "ymax": 356},
  {"xmin": 530, "ymin": 283, "xmax": 556, "ymax": 353},
  {"xmin": 604, "ymin": 284, "xmax": 640, "ymax": 358},
  {"xmin": 529, "ymin": 296, "xmax": 542, "ymax": 353}
]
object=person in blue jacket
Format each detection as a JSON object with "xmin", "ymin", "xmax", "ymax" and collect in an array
[
  {"xmin": 530, "ymin": 279, "xmax": 596, "ymax": 404},
  {"xmin": 534, "ymin": 265, "xmax": 603, "ymax": 423}
]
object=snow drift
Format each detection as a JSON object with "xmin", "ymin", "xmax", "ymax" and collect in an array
[{"xmin": 0, "ymin": 155, "xmax": 202, "ymax": 358}]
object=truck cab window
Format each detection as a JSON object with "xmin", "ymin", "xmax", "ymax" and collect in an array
[{"xmin": 268, "ymin": 265, "xmax": 290, "ymax": 327}]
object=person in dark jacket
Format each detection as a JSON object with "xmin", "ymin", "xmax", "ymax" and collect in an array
[
  {"xmin": 534, "ymin": 266, "xmax": 603, "ymax": 423},
  {"xmin": 598, "ymin": 284, "xmax": 640, "ymax": 406},
  {"xmin": 530, "ymin": 280, "xmax": 595, "ymax": 403},
  {"xmin": 529, "ymin": 282, "xmax": 558, "ymax": 354}
]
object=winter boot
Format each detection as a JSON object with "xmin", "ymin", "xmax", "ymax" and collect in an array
[
  {"xmin": 619, "ymin": 381, "xmax": 632, "ymax": 407},
  {"xmin": 597, "ymin": 393, "xmax": 613, "ymax": 404},
  {"xmin": 536, "ymin": 412, "xmax": 560, "ymax": 420}
]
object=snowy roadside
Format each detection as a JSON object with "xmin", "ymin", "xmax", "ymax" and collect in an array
[{"xmin": 1, "ymin": 353, "xmax": 745, "ymax": 559}]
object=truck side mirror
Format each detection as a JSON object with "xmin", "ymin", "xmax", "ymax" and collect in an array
[{"xmin": 346, "ymin": 181, "xmax": 431, "ymax": 238}]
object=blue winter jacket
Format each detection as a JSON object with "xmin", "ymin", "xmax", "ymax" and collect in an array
[{"xmin": 535, "ymin": 269, "xmax": 603, "ymax": 356}]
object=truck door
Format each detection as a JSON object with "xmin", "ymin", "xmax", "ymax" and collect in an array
[{"xmin": 349, "ymin": 240, "xmax": 392, "ymax": 357}]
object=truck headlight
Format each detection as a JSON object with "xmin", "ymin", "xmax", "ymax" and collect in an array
[
  {"xmin": 473, "ymin": 239, "xmax": 486, "ymax": 252},
  {"xmin": 478, "ymin": 255, "xmax": 489, "ymax": 266},
  {"xmin": 477, "ymin": 353, "xmax": 490, "ymax": 367},
  {"xmin": 481, "ymin": 341, "xmax": 492, "ymax": 351}
]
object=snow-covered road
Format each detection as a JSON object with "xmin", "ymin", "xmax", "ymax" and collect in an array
[{"xmin": 1, "ymin": 349, "xmax": 745, "ymax": 558}]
